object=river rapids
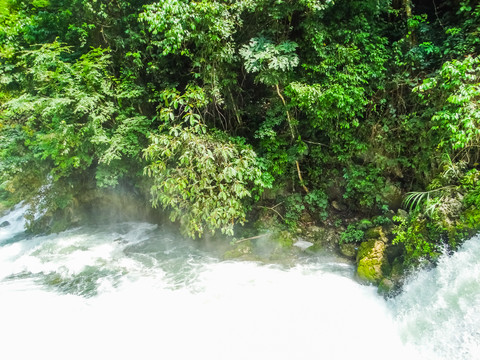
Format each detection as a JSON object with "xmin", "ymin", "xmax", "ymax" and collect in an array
[{"xmin": 0, "ymin": 205, "xmax": 479, "ymax": 360}]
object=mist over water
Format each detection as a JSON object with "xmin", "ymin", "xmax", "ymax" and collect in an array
[{"xmin": 0, "ymin": 206, "xmax": 479, "ymax": 360}]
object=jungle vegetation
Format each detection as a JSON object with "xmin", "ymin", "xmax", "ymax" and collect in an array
[{"xmin": 1, "ymin": 0, "xmax": 479, "ymax": 265}]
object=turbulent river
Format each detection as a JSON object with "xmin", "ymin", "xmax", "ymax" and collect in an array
[{"xmin": 1, "ymin": 205, "xmax": 479, "ymax": 360}]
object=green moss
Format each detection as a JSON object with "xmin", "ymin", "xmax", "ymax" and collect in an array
[
  {"xmin": 0, "ymin": 193, "xmax": 16, "ymax": 216},
  {"xmin": 356, "ymin": 239, "xmax": 388, "ymax": 284},
  {"xmin": 356, "ymin": 239, "xmax": 375, "ymax": 261},
  {"xmin": 364, "ymin": 226, "xmax": 385, "ymax": 240},
  {"xmin": 357, "ymin": 261, "xmax": 382, "ymax": 283},
  {"xmin": 0, "ymin": 203, "xmax": 7, "ymax": 217},
  {"xmin": 274, "ymin": 230, "xmax": 294, "ymax": 248},
  {"xmin": 305, "ymin": 243, "xmax": 324, "ymax": 253},
  {"xmin": 49, "ymin": 216, "xmax": 71, "ymax": 234}
]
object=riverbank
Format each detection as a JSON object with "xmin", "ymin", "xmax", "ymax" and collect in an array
[{"xmin": 1, "ymin": 178, "xmax": 478, "ymax": 299}]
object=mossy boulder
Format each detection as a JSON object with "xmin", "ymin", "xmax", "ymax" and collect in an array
[
  {"xmin": 356, "ymin": 227, "xmax": 390, "ymax": 285},
  {"xmin": 356, "ymin": 239, "xmax": 387, "ymax": 284}
]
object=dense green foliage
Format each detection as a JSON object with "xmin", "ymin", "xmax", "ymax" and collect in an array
[{"xmin": 1, "ymin": 0, "xmax": 480, "ymax": 263}]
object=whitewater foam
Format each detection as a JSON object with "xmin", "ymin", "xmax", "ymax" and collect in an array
[{"xmin": 0, "ymin": 209, "xmax": 478, "ymax": 360}]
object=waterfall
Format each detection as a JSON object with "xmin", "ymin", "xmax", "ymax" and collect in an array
[
  {"xmin": 0, "ymin": 203, "xmax": 27, "ymax": 244},
  {"xmin": 0, "ymin": 207, "xmax": 478, "ymax": 360},
  {"xmin": 389, "ymin": 237, "xmax": 480, "ymax": 359}
]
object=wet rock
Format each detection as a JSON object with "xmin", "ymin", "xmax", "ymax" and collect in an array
[
  {"xmin": 274, "ymin": 231, "xmax": 295, "ymax": 248},
  {"xmin": 223, "ymin": 240, "xmax": 254, "ymax": 260},
  {"xmin": 356, "ymin": 239, "xmax": 388, "ymax": 284},
  {"xmin": 388, "ymin": 259, "xmax": 406, "ymax": 286},
  {"xmin": 303, "ymin": 225, "xmax": 340, "ymax": 252},
  {"xmin": 113, "ymin": 238, "xmax": 128, "ymax": 245},
  {"xmin": 266, "ymin": 231, "xmax": 299, "ymax": 261},
  {"xmin": 0, "ymin": 205, "xmax": 7, "ymax": 218},
  {"xmin": 378, "ymin": 278, "xmax": 395, "ymax": 296},
  {"xmin": 385, "ymin": 243, "xmax": 404, "ymax": 264},
  {"xmin": 356, "ymin": 227, "xmax": 389, "ymax": 285},
  {"xmin": 0, "ymin": 221, "xmax": 10, "ymax": 228},
  {"xmin": 377, "ymin": 259, "xmax": 406, "ymax": 297},
  {"xmin": 339, "ymin": 243, "xmax": 357, "ymax": 259},
  {"xmin": 253, "ymin": 208, "xmax": 282, "ymax": 233}
]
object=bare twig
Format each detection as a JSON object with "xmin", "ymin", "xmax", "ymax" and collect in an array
[
  {"xmin": 304, "ymin": 140, "xmax": 330, "ymax": 147},
  {"xmin": 275, "ymin": 83, "xmax": 295, "ymax": 141},
  {"xmin": 234, "ymin": 234, "xmax": 269, "ymax": 244},
  {"xmin": 259, "ymin": 205, "xmax": 285, "ymax": 220},
  {"xmin": 270, "ymin": 202, "xmax": 283, "ymax": 209},
  {"xmin": 274, "ymin": 83, "xmax": 309, "ymax": 193},
  {"xmin": 432, "ymin": 0, "xmax": 445, "ymax": 30},
  {"xmin": 296, "ymin": 160, "xmax": 309, "ymax": 194}
]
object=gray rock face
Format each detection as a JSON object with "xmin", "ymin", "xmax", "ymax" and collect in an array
[
  {"xmin": 0, "ymin": 221, "xmax": 10, "ymax": 228},
  {"xmin": 303, "ymin": 225, "xmax": 340, "ymax": 251}
]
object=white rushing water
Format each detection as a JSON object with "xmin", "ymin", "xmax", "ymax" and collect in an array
[{"xmin": 0, "ymin": 206, "xmax": 479, "ymax": 360}]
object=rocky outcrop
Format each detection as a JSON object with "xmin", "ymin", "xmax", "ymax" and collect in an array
[
  {"xmin": 223, "ymin": 240, "xmax": 255, "ymax": 260},
  {"xmin": 380, "ymin": 180, "xmax": 404, "ymax": 211},
  {"xmin": 27, "ymin": 186, "xmax": 165, "ymax": 234},
  {"xmin": 356, "ymin": 227, "xmax": 390, "ymax": 285},
  {"xmin": 302, "ymin": 225, "xmax": 341, "ymax": 252},
  {"xmin": 0, "ymin": 220, "xmax": 10, "ymax": 228},
  {"xmin": 339, "ymin": 242, "xmax": 357, "ymax": 259},
  {"xmin": 222, "ymin": 230, "xmax": 297, "ymax": 262}
]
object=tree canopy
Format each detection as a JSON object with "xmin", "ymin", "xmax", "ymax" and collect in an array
[{"xmin": 1, "ymin": 0, "xmax": 480, "ymax": 262}]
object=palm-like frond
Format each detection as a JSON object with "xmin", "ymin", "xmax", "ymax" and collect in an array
[
  {"xmin": 403, "ymin": 191, "xmax": 430, "ymax": 212},
  {"xmin": 403, "ymin": 186, "xmax": 454, "ymax": 214}
]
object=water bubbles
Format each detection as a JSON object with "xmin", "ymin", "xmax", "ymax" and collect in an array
[
  {"xmin": 1, "ymin": 216, "xmax": 479, "ymax": 360},
  {"xmin": 390, "ymin": 236, "xmax": 480, "ymax": 360},
  {"xmin": 0, "ymin": 203, "xmax": 27, "ymax": 244}
]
